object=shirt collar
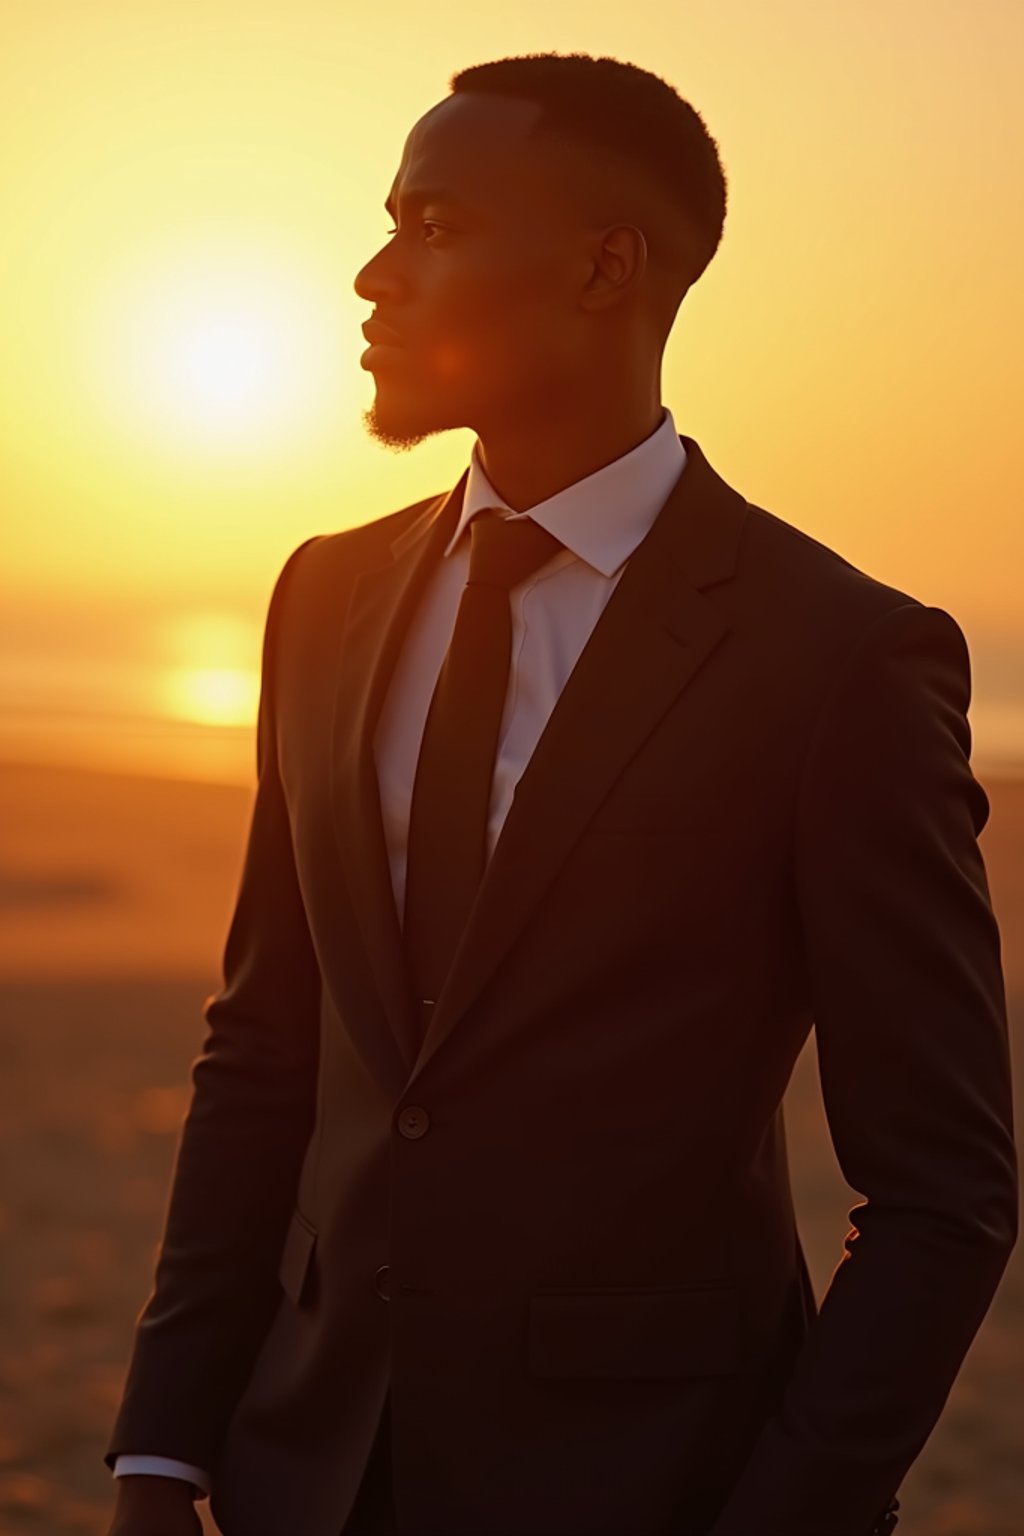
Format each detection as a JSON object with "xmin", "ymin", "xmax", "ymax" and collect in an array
[{"xmin": 442, "ymin": 405, "xmax": 687, "ymax": 578}]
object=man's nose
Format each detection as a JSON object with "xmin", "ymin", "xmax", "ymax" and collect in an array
[{"xmin": 353, "ymin": 245, "xmax": 405, "ymax": 304}]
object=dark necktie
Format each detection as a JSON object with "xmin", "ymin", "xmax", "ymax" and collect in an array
[{"xmin": 403, "ymin": 508, "xmax": 565, "ymax": 1037}]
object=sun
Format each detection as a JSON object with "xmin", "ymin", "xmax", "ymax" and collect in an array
[
  {"xmin": 87, "ymin": 239, "xmax": 345, "ymax": 451},
  {"xmin": 145, "ymin": 284, "xmax": 317, "ymax": 444},
  {"xmin": 167, "ymin": 308, "xmax": 289, "ymax": 430}
]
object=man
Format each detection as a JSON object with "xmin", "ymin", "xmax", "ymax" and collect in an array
[{"xmin": 105, "ymin": 51, "xmax": 1017, "ymax": 1536}]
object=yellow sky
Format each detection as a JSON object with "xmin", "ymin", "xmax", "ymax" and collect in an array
[{"xmin": 2, "ymin": 0, "xmax": 1022, "ymax": 778}]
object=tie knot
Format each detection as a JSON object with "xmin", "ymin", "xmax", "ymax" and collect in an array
[{"xmin": 467, "ymin": 509, "xmax": 564, "ymax": 592}]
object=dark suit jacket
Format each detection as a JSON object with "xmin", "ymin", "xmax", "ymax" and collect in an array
[{"xmin": 105, "ymin": 436, "xmax": 1017, "ymax": 1536}]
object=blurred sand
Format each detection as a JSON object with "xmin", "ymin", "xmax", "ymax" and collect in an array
[{"xmin": 0, "ymin": 759, "xmax": 1020, "ymax": 1536}]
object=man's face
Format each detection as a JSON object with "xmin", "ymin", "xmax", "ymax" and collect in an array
[{"xmin": 354, "ymin": 92, "xmax": 586, "ymax": 449}]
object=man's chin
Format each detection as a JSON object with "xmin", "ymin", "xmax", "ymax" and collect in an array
[{"xmin": 361, "ymin": 394, "xmax": 454, "ymax": 453}]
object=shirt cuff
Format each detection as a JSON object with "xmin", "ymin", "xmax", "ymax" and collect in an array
[{"xmin": 112, "ymin": 1455, "xmax": 211, "ymax": 1500}]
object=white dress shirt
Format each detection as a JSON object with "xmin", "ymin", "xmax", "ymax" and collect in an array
[
  {"xmin": 112, "ymin": 404, "xmax": 687, "ymax": 1499},
  {"xmin": 376, "ymin": 403, "xmax": 686, "ymax": 926}
]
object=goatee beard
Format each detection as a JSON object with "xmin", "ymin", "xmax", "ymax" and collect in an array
[{"xmin": 361, "ymin": 401, "xmax": 440, "ymax": 452}]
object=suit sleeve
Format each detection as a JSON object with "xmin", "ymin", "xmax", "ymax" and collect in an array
[
  {"xmin": 103, "ymin": 536, "xmax": 324, "ymax": 1477},
  {"xmin": 709, "ymin": 601, "xmax": 1018, "ymax": 1536}
]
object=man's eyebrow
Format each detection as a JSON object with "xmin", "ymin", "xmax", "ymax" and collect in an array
[{"xmin": 384, "ymin": 187, "xmax": 470, "ymax": 217}]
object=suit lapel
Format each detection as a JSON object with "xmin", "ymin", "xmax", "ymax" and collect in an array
[
  {"xmin": 329, "ymin": 474, "xmax": 467, "ymax": 1078},
  {"xmin": 330, "ymin": 435, "xmax": 748, "ymax": 1092},
  {"xmin": 404, "ymin": 437, "xmax": 748, "ymax": 1086}
]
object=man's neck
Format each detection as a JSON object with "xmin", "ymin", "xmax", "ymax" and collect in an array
[{"xmin": 473, "ymin": 397, "xmax": 665, "ymax": 512}]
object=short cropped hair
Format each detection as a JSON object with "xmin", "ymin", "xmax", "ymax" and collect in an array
[{"xmin": 449, "ymin": 51, "xmax": 728, "ymax": 299}]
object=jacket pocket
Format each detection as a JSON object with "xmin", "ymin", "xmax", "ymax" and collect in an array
[
  {"xmin": 277, "ymin": 1206, "xmax": 318, "ymax": 1307},
  {"xmin": 527, "ymin": 1283, "xmax": 742, "ymax": 1379}
]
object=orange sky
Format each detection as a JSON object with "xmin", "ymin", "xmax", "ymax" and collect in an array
[{"xmin": 2, "ymin": 0, "xmax": 1022, "ymax": 780}]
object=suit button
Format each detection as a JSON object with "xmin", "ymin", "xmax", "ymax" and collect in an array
[
  {"xmin": 397, "ymin": 1105, "xmax": 430, "ymax": 1139},
  {"xmin": 374, "ymin": 1264, "xmax": 392, "ymax": 1300}
]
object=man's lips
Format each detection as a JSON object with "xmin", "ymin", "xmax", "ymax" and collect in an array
[
  {"xmin": 361, "ymin": 319, "xmax": 405, "ymax": 346},
  {"xmin": 360, "ymin": 317, "xmax": 411, "ymax": 370}
]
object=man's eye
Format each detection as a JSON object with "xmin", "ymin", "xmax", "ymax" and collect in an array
[{"xmin": 384, "ymin": 222, "xmax": 445, "ymax": 239}]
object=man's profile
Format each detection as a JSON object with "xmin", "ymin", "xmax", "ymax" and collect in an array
[{"xmin": 104, "ymin": 51, "xmax": 1017, "ymax": 1536}]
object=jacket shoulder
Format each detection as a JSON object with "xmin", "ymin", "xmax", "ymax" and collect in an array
[
  {"xmin": 306, "ymin": 491, "xmax": 446, "ymax": 563},
  {"xmin": 267, "ymin": 490, "xmax": 448, "ymax": 601},
  {"xmin": 739, "ymin": 498, "xmax": 930, "ymax": 636}
]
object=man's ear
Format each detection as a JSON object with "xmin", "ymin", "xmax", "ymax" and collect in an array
[{"xmin": 580, "ymin": 225, "xmax": 648, "ymax": 311}]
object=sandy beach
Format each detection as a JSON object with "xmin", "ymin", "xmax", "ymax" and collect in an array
[{"xmin": 0, "ymin": 758, "xmax": 1020, "ymax": 1536}]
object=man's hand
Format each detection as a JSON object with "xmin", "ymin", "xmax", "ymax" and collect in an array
[{"xmin": 105, "ymin": 1474, "xmax": 203, "ymax": 1536}]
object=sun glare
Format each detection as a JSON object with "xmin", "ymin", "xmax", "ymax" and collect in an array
[
  {"xmin": 169, "ymin": 309, "xmax": 288, "ymax": 428},
  {"xmin": 85, "ymin": 239, "xmax": 347, "ymax": 453}
]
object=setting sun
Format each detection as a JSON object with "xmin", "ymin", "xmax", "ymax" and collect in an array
[
  {"xmin": 83, "ymin": 239, "xmax": 349, "ymax": 453},
  {"xmin": 165, "ymin": 307, "xmax": 290, "ymax": 431}
]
